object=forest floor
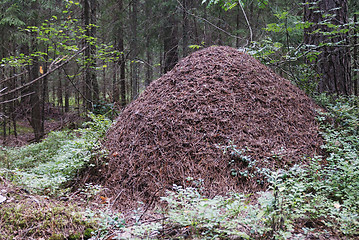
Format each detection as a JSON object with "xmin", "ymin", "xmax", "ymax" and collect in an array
[
  {"xmin": 0, "ymin": 166, "xmax": 345, "ymax": 240},
  {"xmin": 0, "ymin": 175, "xmax": 343, "ymax": 240}
]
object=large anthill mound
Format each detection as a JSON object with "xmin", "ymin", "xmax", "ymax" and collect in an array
[{"xmin": 97, "ymin": 46, "xmax": 323, "ymax": 207}]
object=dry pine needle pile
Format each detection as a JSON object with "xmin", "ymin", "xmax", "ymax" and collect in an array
[{"xmin": 91, "ymin": 46, "xmax": 323, "ymax": 208}]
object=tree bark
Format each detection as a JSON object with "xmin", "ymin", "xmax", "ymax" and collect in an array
[
  {"xmin": 57, "ymin": 70, "xmax": 63, "ymax": 111},
  {"xmin": 29, "ymin": 57, "xmax": 43, "ymax": 142},
  {"xmin": 114, "ymin": 0, "xmax": 127, "ymax": 107},
  {"xmin": 29, "ymin": 0, "xmax": 43, "ymax": 142},
  {"xmin": 64, "ymin": 73, "xmax": 69, "ymax": 112},
  {"xmin": 130, "ymin": 0, "xmax": 139, "ymax": 100},
  {"xmin": 163, "ymin": 6, "xmax": 179, "ymax": 73},
  {"xmin": 83, "ymin": 0, "xmax": 98, "ymax": 111},
  {"xmin": 182, "ymin": 0, "xmax": 189, "ymax": 56},
  {"xmin": 119, "ymin": 38, "xmax": 126, "ymax": 107},
  {"xmin": 91, "ymin": 0, "xmax": 99, "ymax": 105},
  {"xmin": 145, "ymin": 0, "xmax": 153, "ymax": 87},
  {"xmin": 303, "ymin": 0, "xmax": 352, "ymax": 95}
]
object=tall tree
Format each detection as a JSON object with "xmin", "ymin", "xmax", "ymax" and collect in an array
[
  {"xmin": 182, "ymin": 0, "xmax": 190, "ymax": 56},
  {"xmin": 27, "ymin": 0, "xmax": 44, "ymax": 142},
  {"xmin": 304, "ymin": 0, "xmax": 352, "ymax": 95},
  {"xmin": 163, "ymin": 3, "xmax": 179, "ymax": 73},
  {"xmin": 118, "ymin": 1, "xmax": 127, "ymax": 107},
  {"xmin": 129, "ymin": 0, "xmax": 139, "ymax": 100},
  {"xmin": 83, "ymin": 0, "xmax": 99, "ymax": 111},
  {"xmin": 144, "ymin": 0, "xmax": 153, "ymax": 87}
]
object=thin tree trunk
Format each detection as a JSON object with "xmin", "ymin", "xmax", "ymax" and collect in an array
[
  {"xmin": 145, "ymin": 1, "xmax": 153, "ymax": 87},
  {"xmin": 130, "ymin": 0, "xmax": 139, "ymax": 100},
  {"xmin": 91, "ymin": 0, "xmax": 99, "ymax": 105},
  {"xmin": 29, "ymin": 57, "xmax": 43, "ymax": 142},
  {"xmin": 2, "ymin": 103, "xmax": 6, "ymax": 141},
  {"xmin": 57, "ymin": 70, "xmax": 63, "ymax": 111},
  {"xmin": 83, "ymin": 0, "xmax": 98, "ymax": 111},
  {"xmin": 182, "ymin": 0, "xmax": 189, "ymax": 56},
  {"xmin": 11, "ymin": 68, "xmax": 17, "ymax": 138},
  {"xmin": 41, "ymin": 48, "xmax": 48, "ymax": 135},
  {"xmin": 102, "ymin": 66, "xmax": 106, "ymax": 100},
  {"xmin": 64, "ymin": 74, "xmax": 69, "ymax": 112},
  {"xmin": 29, "ymin": 0, "xmax": 43, "ymax": 142},
  {"xmin": 2, "ymin": 75, "xmax": 6, "ymax": 141},
  {"xmin": 112, "ymin": 59, "xmax": 119, "ymax": 102},
  {"xmin": 116, "ymin": 0, "xmax": 126, "ymax": 107},
  {"xmin": 163, "ymin": 6, "xmax": 179, "ymax": 73}
]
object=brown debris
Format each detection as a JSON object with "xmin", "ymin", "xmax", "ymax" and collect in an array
[{"xmin": 95, "ymin": 46, "xmax": 323, "ymax": 208}]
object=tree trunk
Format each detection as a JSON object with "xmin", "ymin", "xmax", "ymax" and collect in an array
[
  {"xmin": 28, "ymin": 0, "xmax": 43, "ymax": 142},
  {"xmin": 182, "ymin": 0, "xmax": 189, "ymax": 56},
  {"xmin": 91, "ymin": 0, "xmax": 100, "ymax": 105},
  {"xmin": 64, "ymin": 75, "xmax": 69, "ymax": 112},
  {"xmin": 145, "ymin": 0, "xmax": 153, "ymax": 87},
  {"xmin": 57, "ymin": 71, "xmax": 63, "ymax": 111},
  {"xmin": 102, "ymin": 66, "xmax": 106, "ymax": 100},
  {"xmin": 130, "ymin": 0, "xmax": 139, "ymax": 100},
  {"xmin": 303, "ymin": 0, "xmax": 352, "ymax": 95},
  {"xmin": 29, "ymin": 57, "xmax": 43, "ymax": 142},
  {"xmin": 83, "ymin": 0, "xmax": 98, "ymax": 111},
  {"xmin": 115, "ymin": 0, "xmax": 127, "ymax": 107},
  {"xmin": 10, "ymin": 67, "xmax": 17, "ymax": 138},
  {"xmin": 163, "ymin": 6, "xmax": 179, "ymax": 73}
]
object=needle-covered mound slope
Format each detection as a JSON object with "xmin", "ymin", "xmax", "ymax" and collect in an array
[{"xmin": 99, "ymin": 46, "xmax": 323, "ymax": 207}]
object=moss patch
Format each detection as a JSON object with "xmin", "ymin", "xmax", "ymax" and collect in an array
[{"xmin": 0, "ymin": 180, "xmax": 97, "ymax": 239}]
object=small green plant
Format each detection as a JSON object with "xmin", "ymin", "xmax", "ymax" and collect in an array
[
  {"xmin": 115, "ymin": 181, "xmax": 307, "ymax": 239},
  {"xmin": 84, "ymin": 209, "xmax": 125, "ymax": 239},
  {"xmin": 217, "ymin": 142, "xmax": 271, "ymax": 182},
  {"xmin": 268, "ymin": 94, "xmax": 359, "ymax": 237},
  {"xmin": 93, "ymin": 100, "xmax": 118, "ymax": 119}
]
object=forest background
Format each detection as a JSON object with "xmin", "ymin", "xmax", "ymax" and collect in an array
[{"xmin": 1, "ymin": 0, "xmax": 359, "ymax": 239}]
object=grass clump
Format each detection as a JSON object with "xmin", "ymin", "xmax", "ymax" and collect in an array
[{"xmin": 0, "ymin": 113, "xmax": 112, "ymax": 195}]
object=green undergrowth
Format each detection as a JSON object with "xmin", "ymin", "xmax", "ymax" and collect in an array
[{"xmin": 0, "ymin": 113, "xmax": 112, "ymax": 195}]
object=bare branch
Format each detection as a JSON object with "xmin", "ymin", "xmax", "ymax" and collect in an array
[
  {"xmin": 0, "ymin": 70, "xmax": 28, "ymax": 85},
  {"xmin": 238, "ymin": 0, "xmax": 253, "ymax": 45},
  {"xmin": 0, "ymin": 92, "xmax": 34, "ymax": 105},
  {"xmin": 0, "ymin": 46, "xmax": 88, "ymax": 99}
]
